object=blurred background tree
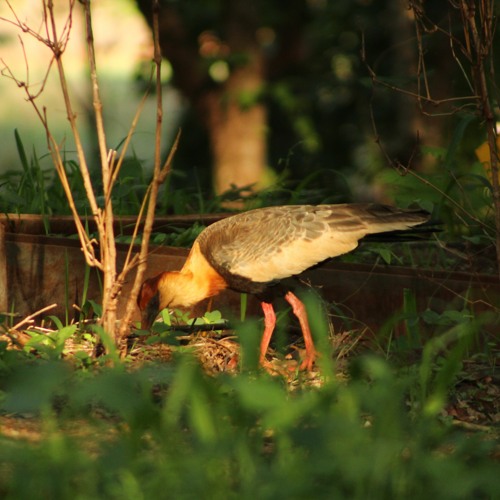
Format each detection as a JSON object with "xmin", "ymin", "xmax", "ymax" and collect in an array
[
  {"xmin": 135, "ymin": 0, "xmax": 432, "ymax": 203},
  {"xmin": 2, "ymin": 0, "xmax": 498, "ymax": 216}
]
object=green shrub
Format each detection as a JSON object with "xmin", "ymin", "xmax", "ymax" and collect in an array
[{"xmin": 0, "ymin": 318, "xmax": 498, "ymax": 499}]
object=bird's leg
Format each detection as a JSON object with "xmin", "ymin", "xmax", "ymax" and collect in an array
[
  {"xmin": 260, "ymin": 301, "xmax": 277, "ymax": 366},
  {"xmin": 284, "ymin": 291, "xmax": 318, "ymax": 371}
]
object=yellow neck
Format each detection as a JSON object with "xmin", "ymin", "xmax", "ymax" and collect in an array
[
  {"xmin": 157, "ymin": 271, "xmax": 207, "ymax": 309},
  {"xmin": 158, "ymin": 242, "xmax": 227, "ymax": 309}
]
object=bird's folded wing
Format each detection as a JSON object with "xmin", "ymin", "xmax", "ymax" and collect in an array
[{"xmin": 200, "ymin": 206, "xmax": 366, "ymax": 283}]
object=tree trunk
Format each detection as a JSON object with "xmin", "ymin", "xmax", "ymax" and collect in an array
[
  {"xmin": 136, "ymin": 0, "xmax": 268, "ymax": 196},
  {"xmin": 204, "ymin": 54, "xmax": 267, "ymax": 195}
]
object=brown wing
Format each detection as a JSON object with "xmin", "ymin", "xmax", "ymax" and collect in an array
[{"xmin": 197, "ymin": 204, "xmax": 429, "ymax": 283}]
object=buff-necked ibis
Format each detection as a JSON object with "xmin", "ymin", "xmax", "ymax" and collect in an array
[{"xmin": 138, "ymin": 204, "xmax": 430, "ymax": 370}]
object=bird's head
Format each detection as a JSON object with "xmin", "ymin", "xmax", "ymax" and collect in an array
[{"xmin": 138, "ymin": 271, "xmax": 202, "ymax": 329}]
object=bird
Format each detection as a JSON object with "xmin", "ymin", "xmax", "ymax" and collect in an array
[{"xmin": 137, "ymin": 203, "xmax": 431, "ymax": 371}]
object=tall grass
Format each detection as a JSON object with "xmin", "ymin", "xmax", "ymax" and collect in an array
[
  {"xmin": 1, "ymin": 132, "xmax": 361, "ymax": 223},
  {"xmin": 0, "ymin": 313, "xmax": 498, "ymax": 499}
]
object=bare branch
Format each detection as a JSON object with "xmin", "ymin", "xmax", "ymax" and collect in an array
[
  {"xmin": 10, "ymin": 303, "xmax": 57, "ymax": 332},
  {"xmin": 106, "ymin": 86, "xmax": 152, "ymax": 206},
  {"xmin": 116, "ymin": 0, "xmax": 178, "ymax": 341},
  {"xmin": 3, "ymin": 0, "xmax": 178, "ymax": 346}
]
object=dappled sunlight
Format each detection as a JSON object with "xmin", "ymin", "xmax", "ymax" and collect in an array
[{"xmin": 0, "ymin": 0, "xmax": 181, "ymax": 174}]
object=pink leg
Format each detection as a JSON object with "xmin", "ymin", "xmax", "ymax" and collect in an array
[
  {"xmin": 260, "ymin": 302, "xmax": 277, "ymax": 365},
  {"xmin": 285, "ymin": 291, "xmax": 318, "ymax": 370}
]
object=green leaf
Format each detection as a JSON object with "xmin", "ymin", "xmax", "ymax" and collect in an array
[
  {"xmin": 53, "ymin": 324, "xmax": 78, "ymax": 350},
  {"xmin": 160, "ymin": 308, "xmax": 171, "ymax": 326},
  {"xmin": 202, "ymin": 310, "xmax": 222, "ymax": 323},
  {"xmin": 376, "ymin": 247, "xmax": 392, "ymax": 265},
  {"xmin": 14, "ymin": 129, "xmax": 30, "ymax": 174},
  {"xmin": 86, "ymin": 300, "xmax": 103, "ymax": 317},
  {"xmin": 47, "ymin": 315, "xmax": 64, "ymax": 331},
  {"xmin": 421, "ymin": 145, "xmax": 447, "ymax": 160}
]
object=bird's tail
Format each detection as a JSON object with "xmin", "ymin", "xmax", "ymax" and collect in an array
[
  {"xmin": 363, "ymin": 204, "xmax": 432, "ymax": 234},
  {"xmin": 363, "ymin": 220, "xmax": 440, "ymax": 242}
]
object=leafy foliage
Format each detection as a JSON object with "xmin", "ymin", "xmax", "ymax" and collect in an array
[
  {"xmin": 1, "ymin": 131, "xmax": 343, "ymax": 221},
  {"xmin": 0, "ymin": 314, "xmax": 498, "ymax": 499}
]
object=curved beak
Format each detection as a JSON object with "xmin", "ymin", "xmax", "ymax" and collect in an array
[
  {"xmin": 140, "ymin": 291, "xmax": 160, "ymax": 330},
  {"xmin": 137, "ymin": 276, "xmax": 162, "ymax": 330}
]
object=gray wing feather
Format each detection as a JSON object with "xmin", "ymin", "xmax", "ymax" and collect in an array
[{"xmin": 197, "ymin": 204, "xmax": 428, "ymax": 282}]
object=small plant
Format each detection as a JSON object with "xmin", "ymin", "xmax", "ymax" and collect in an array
[{"xmin": 0, "ymin": 319, "xmax": 498, "ymax": 498}]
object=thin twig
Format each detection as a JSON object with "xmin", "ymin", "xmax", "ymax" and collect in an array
[
  {"xmin": 10, "ymin": 303, "xmax": 57, "ymax": 332},
  {"xmin": 459, "ymin": 0, "xmax": 500, "ymax": 274},
  {"xmin": 106, "ymin": 88, "xmax": 152, "ymax": 206},
  {"xmin": 116, "ymin": 0, "xmax": 180, "ymax": 343}
]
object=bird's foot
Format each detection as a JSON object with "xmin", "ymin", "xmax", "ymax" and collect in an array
[
  {"xmin": 260, "ymin": 355, "xmax": 302, "ymax": 376},
  {"xmin": 225, "ymin": 353, "xmax": 240, "ymax": 372},
  {"xmin": 260, "ymin": 352, "xmax": 318, "ymax": 375},
  {"xmin": 298, "ymin": 349, "xmax": 319, "ymax": 371},
  {"xmin": 299, "ymin": 356, "xmax": 315, "ymax": 371},
  {"xmin": 259, "ymin": 356, "xmax": 281, "ymax": 375}
]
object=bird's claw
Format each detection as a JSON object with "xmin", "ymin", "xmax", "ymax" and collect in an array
[{"xmin": 298, "ymin": 349, "xmax": 319, "ymax": 371}]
